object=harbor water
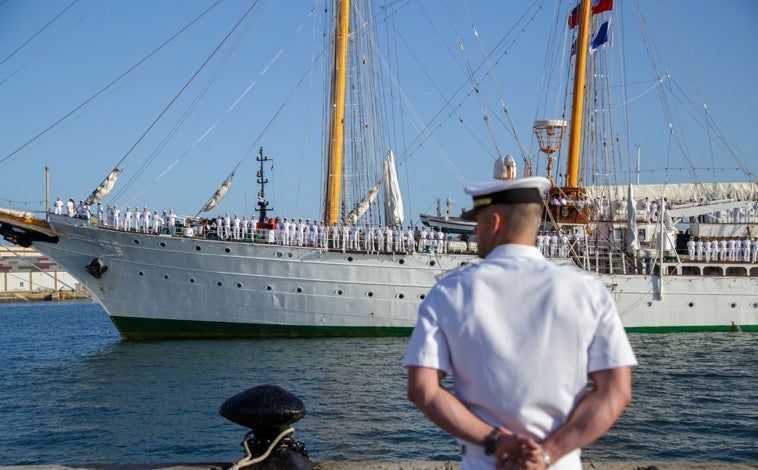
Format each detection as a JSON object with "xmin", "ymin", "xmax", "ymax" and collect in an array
[{"xmin": 0, "ymin": 301, "xmax": 756, "ymax": 466}]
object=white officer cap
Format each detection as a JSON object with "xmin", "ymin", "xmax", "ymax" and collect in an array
[{"xmin": 461, "ymin": 176, "xmax": 551, "ymax": 220}]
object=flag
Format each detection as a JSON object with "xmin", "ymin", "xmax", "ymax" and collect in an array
[
  {"xmin": 590, "ymin": 18, "xmax": 612, "ymax": 53},
  {"xmin": 567, "ymin": 0, "xmax": 613, "ymax": 29},
  {"xmin": 591, "ymin": 0, "xmax": 613, "ymax": 15}
]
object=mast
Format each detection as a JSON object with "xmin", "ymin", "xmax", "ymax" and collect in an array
[
  {"xmin": 256, "ymin": 147, "xmax": 273, "ymax": 223},
  {"xmin": 324, "ymin": 0, "xmax": 350, "ymax": 225},
  {"xmin": 565, "ymin": 0, "xmax": 592, "ymax": 188}
]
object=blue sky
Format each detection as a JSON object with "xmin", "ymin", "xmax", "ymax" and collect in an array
[{"xmin": 1, "ymin": 0, "xmax": 756, "ymax": 223}]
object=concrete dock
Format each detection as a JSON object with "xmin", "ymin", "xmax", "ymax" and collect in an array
[{"xmin": 1, "ymin": 462, "xmax": 756, "ymax": 470}]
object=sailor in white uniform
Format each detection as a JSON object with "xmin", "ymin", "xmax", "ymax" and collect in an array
[
  {"xmin": 124, "ymin": 207, "xmax": 133, "ymax": 232},
  {"xmin": 143, "ymin": 207, "xmax": 151, "ymax": 233},
  {"xmin": 403, "ymin": 176, "xmax": 636, "ymax": 470},
  {"xmin": 405, "ymin": 226, "xmax": 415, "ymax": 253},
  {"xmin": 53, "ymin": 197, "xmax": 64, "ymax": 215}
]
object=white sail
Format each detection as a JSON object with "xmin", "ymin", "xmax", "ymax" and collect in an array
[
  {"xmin": 200, "ymin": 172, "xmax": 234, "ymax": 213},
  {"xmin": 626, "ymin": 183, "xmax": 640, "ymax": 256},
  {"xmin": 347, "ymin": 181, "xmax": 381, "ymax": 224},
  {"xmin": 85, "ymin": 168, "xmax": 121, "ymax": 205},
  {"xmin": 382, "ymin": 150, "xmax": 404, "ymax": 226}
]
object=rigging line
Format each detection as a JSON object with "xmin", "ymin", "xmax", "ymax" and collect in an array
[
  {"xmin": 365, "ymin": 21, "xmax": 468, "ymax": 186},
  {"xmin": 0, "ymin": 12, "xmax": 89, "ymax": 87},
  {"xmin": 116, "ymin": 0, "xmax": 297, "ymax": 203},
  {"xmin": 461, "ymin": 0, "xmax": 534, "ymax": 161},
  {"xmin": 109, "ymin": 0, "xmax": 264, "ymax": 180},
  {"xmin": 0, "ymin": 0, "xmax": 223, "ymax": 168},
  {"xmin": 396, "ymin": 1, "xmax": 544, "ymax": 165},
  {"xmin": 451, "ymin": 1, "xmax": 503, "ymax": 159},
  {"xmin": 0, "ymin": 0, "xmax": 78, "ymax": 68}
]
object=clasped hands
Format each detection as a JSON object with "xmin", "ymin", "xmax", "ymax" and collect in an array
[{"xmin": 492, "ymin": 426, "xmax": 549, "ymax": 470}]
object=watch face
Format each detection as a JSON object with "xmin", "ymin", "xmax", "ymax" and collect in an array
[{"xmin": 484, "ymin": 428, "xmax": 500, "ymax": 455}]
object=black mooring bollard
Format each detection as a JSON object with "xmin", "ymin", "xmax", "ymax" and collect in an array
[{"xmin": 220, "ymin": 384, "xmax": 313, "ymax": 470}]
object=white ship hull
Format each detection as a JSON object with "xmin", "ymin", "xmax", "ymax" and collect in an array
[{"xmin": 19, "ymin": 215, "xmax": 757, "ymax": 338}]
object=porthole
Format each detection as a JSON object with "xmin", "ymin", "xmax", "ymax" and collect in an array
[
  {"xmin": 730, "ymin": 303, "xmax": 737, "ymax": 309},
  {"xmin": 398, "ymin": 259, "xmax": 405, "ymax": 265},
  {"xmin": 133, "ymin": 239, "xmax": 140, "ymax": 245},
  {"xmin": 195, "ymin": 245, "xmax": 202, "ymax": 251},
  {"xmin": 138, "ymin": 271, "xmax": 144, "ymax": 276},
  {"xmin": 336, "ymin": 289, "xmax": 343, "ymax": 296},
  {"xmin": 216, "ymin": 281, "xmax": 223, "ymax": 287},
  {"xmin": 236, "ymin": 282, "xmax": 243, "ymax": 288},
  {"xmin": 189, "ymin": 278, "xmax": 196, "ymax": 283},
  {"xmin": 163, "ymin": 274, "xmax": 169, "ymax": 280},
  {"xmin": 265, "ymin": 285, "xmax": 273, "ymax": 291},
  {"xmin": 347, "ymin": 256, "xmax": 354, "ymax": 262},
  {"xmin": 688, "ymin": 302, "xmax": 694, "ymax": 308},
  {"xmin": 224, "ymin": 247, "xmax": 231, "ymax": 254},
  {"xmin": 367, "ymin": 291, "xmax": 374, "ymax": 297},
  {"xmin": 159, "ymin": 241, "xmax": 166, "ymax": 247},
  {"xmin": 398, "ymin": 293, "xmax": 405, "ymax": 299},
  {"xmin": 460, "ymin": 262, "xmax": 468, "ymax": 267},
  {"xmin": 752, "ymin": 302, "xmax": 758, "ymax": 309},
  {"xmin": 428, "ymin": 260, "xmax": 436, "ymax": 267},
  {"xmin": 295, "ymin": 286, "xmax": 303, "ymax": 293},
  {"xmin": 419, "ymin": 294, "xmax": 426, "ymax": 300},
  {"xmin": 287, "ymin": 252, "xmax": 293, "ymax": 258},
  {"xmin": 646, "ymin": 301, "xmax": 652, "ymax": 307},
  {"xmin": 276, "ymin": 251, "xmax": 283, "ymax": 258}
]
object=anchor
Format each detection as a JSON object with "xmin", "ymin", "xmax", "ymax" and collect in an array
[
  {"xmin": 85, "ymin": 257, "xmax": 108, "ymax": 279},
  {"xmin": 220, "ymin": 384, "xmax": 313, "ymax": 470}
]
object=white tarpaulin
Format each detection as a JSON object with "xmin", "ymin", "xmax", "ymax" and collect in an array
[
  {"xmin": 85, "ymin": 168, "xmax": 121, "ymax": 205},
  {"xmin": 382, "ymin": 150, "xmax": 404, "ymax": 226},
  {"xmin": 200, "ymin": 172, "xmax": 234, "ymax": 213}
]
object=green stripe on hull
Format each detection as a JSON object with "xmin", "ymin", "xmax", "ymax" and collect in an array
[
  {"xmin": 111, "ymin": 316, "xmax": 414, "ymax": 340},
  {"xmin": 110, "ymin": 316, "xmax": 757, "ymax": 340},
  {"xmin": 625, "ymin": 324, "xmax": 758, "ymax": 334}
]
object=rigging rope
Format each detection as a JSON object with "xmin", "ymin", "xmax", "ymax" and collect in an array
[{"xmin": 0, "ymin": 1, "xmax": 224, "ymax": 168}]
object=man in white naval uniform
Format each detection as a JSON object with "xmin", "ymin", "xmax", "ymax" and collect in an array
[
  {"xmin": 223, "ymin": 213, "xmax": 232, "ymax": 240},
  {"xmin": 233, "ymin": 214, "xmax": 241, "ymax": 240},
  {"xmin": 113, "ymin": 206, "xmax": 121, "ymax": 230},
  {"xmin": 375, "ymin": 225, "xmax": 384, "ymax": 253},
  {"xmin": 404, "ymin": 176, "xmax": 636, "ymax": 470},
  {"xmin": 143, "ymin": 208, "xmax": 151, "ymax": 233},
  {"xmin": 405, "ymin": 226, "xmax": 415, "ymax": 253},
  {"xmin": 365, "ymin": 224, "xmax": 375, "ymax": 253},
  {"xmin": 124, "ymin": 207, "xmax": 133, "ymax": 232},
  {"xmin": 53, "ymin": 197, "xmax": 64, "ymax": 215},
  {"xmin": 97, "ymin": 203, "xmax": 105, "ymax": 227},
  {"xmin": 152, "ymin": 211, "xmax": 163, "ymax": 234},
  {"xmin": 66, "ymin": 198, "xmax": 75, "ymax": 217},
  {"xmin": 169, "ymin": 210, "xmax": 177, "ymax": 236}
]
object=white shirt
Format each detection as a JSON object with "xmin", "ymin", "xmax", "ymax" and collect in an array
[{"xmin": 403, "ymin": 244, "xmax": 637, "ymax": 470}]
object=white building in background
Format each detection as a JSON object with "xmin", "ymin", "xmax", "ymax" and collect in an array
[{"xmin": 1, "ymin": 246, "xmax": 81, "ymax": 293}]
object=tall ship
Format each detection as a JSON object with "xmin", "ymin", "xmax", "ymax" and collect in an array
[{"xmin": 0, "ymin": 0, "xmax": 756, "ymax": 338}]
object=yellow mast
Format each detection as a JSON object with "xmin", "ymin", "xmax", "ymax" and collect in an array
[
  {"xmin": 565, "ymin": 0, "xmax": 591, "ymax": 188},
  {"xmin": 324, "ymin": 0, "xmax": 350, "ymax": 225}
]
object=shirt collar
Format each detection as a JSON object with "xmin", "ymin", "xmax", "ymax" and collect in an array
[{"xmin": 486, "ymin": 243, "xmax": 543, "ymax": 261}]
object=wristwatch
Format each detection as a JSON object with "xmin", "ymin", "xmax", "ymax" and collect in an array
[{"xmin": 484, "ymin": 427, "xmax": 500, "ymax": 455}]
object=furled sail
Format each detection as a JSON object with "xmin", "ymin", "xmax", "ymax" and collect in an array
[
  {"xmin": 85, "ymin": 168, "xmax": 121, "ymax": 205},
  {"xmin": 382, "ymin": 150, "xmax": 404, "ymax": 226},
  {"xmin": 200, "ymin": 172, "xmax": 234, "ymax": 213},
  {"xmin": 347, "ymin": 181, "xmax": 381, "ymax": 224}
]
